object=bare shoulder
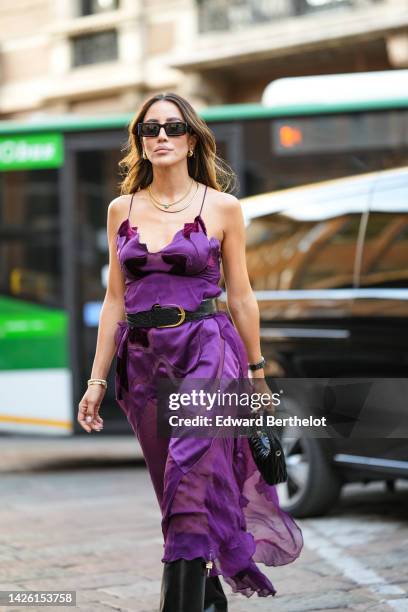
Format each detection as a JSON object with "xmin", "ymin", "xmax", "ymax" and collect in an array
[
  {"xmin": 204, "ymin": 187, "xmax": 241, "ymax": 243},
  {"xmin": 108, "ymin": 193, "xmax": 133, "ymax": 217},
  {"xmin": 108, "ymin": 193, "xmax": 141, "ymax": 231},
  {"xmin": 221, "ymin": 192, "xmax": 241, "ymax": 215},
  {"xmin": 206, "ymin": 186, "xmax": 239, "ymax": 210},
  {"xmin": 208, "ymin": 187, "xmax": 242, "ymax": 220}
]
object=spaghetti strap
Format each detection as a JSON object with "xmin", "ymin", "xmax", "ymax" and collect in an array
[
  {"xmin": 127, "ymin": 192, "xmax": 135, "ymax": 221},
  {"xmin": 198, "ymin": 185, "xmax": 208, "ymax": 217}
]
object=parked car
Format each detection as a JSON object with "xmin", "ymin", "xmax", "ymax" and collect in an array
[{"xmin": 219, "ymin": 166, "xmax": 408, "ymax": 518}]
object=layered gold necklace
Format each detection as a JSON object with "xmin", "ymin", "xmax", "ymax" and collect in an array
[{"xmin": 147, "ymin": 179, "xmax": 199, "ymax": 213}]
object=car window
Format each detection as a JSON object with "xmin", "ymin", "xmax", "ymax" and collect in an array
[
  {"xmin": 296, "ymin": 214, "xmax": 362, "ymax": 289},
  {"xmin": 246, "ymin": 204, "xmax": 365, "ymax": 290},
  {"xmin": 360, "ymin": 173, "xmax": 408, "ymax": 288}
]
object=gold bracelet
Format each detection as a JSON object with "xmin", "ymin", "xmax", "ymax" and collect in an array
[
  {"xmin": 88, "ymin": 381, "xmax": 107, "ymax": 389},
  {"xmin": 87, "ymin": 378, "xmax": 107, "ymax": 389}
]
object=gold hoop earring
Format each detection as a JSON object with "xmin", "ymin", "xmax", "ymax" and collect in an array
[
  {"xmin": 142, "ymin": 149, "xmax": 147, "ymax": 160},
  {"xmin": 188, "ymin": 149, "xmax": 194, "ymax": 158}
]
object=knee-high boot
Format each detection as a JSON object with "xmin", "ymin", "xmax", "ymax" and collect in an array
[
  {"xmin": 159, "ymin": 557, "xmax": 207, "ymax": 612},
  {"xmin": 204, "ymin": 575, "xmax": 228, "ymax": 612}
]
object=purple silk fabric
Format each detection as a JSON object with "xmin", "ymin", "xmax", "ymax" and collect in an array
[{"xmin": 114, "ymin": 212, "xmax": 304, "ymax": 598}]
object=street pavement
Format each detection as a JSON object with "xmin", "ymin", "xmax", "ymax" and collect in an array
[{"xmin": 0, "ymin": 435, "xmax": 407, "ymax": 612}]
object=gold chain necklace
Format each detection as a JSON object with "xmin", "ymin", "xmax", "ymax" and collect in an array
[
  {"xmin": 148, "ymin": 178, "xmax": 195, "ymax": 210},
  {"xmin": 148, "ymin": 182, "xmax": 199, "ymax": 214}
]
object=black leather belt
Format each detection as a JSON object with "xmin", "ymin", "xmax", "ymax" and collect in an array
[{"xmin": 125, "ymin": 298, "xmax": 218, "ymax": 329}]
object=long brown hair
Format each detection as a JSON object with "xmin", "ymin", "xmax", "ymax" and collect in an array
[{"xmin": 118, "ymin": 92, "xmax": 238, "ymax": 195}]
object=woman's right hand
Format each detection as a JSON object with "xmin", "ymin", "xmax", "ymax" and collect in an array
[{"xmin": 77, "ymin": 386, "xmax": 105, "ymax": 433}]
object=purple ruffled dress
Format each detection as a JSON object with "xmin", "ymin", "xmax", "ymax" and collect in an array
[{"xmin": 114, "ymin": 185, "xmax": 303, "ymax": 598}]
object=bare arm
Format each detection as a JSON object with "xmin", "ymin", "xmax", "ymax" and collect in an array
[
  {"xmin": 89, "ymin": 198, "xmax": 126, "ymax": 380},
  {"xmin": 221, "ymin": 194, "xmax": 264, "ymax": 378}
]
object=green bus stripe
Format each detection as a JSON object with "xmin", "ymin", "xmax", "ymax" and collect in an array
[
  {"xmin": 0, "ymin": 98, "xmax": 407, "ymax": 135},
  {"xmin": 0, "ymin": 296, "xmax": 68, "ymax": 370}
]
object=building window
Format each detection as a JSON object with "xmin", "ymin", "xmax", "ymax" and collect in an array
[
  {"xmin": 196, "ymin": 0, "xmax": 383, "ymax": 33},
  {"xmin": 79, "ymin": 0, "xmax": 119, "ymax": 17},
  {"xmin": 71, "ymin": 30, "xmax": 118, "ymax": 67}
]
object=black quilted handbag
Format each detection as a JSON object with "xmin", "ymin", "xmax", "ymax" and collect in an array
[{"xmin": 248, "ymin": 418, "xmax": 287, "ymax": 485}]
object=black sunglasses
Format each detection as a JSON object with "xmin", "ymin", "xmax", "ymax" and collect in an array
[{"xmin": 136, "ymin": 121, "xmax": 192, "ymax": 137}]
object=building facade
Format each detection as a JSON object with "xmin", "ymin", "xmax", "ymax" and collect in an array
[{"xmin": 0, "ymin": 0, "xmax": 407, "ymax": 119}]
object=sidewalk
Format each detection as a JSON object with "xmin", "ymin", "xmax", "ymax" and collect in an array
[
  {"xmin": 1, "ymin": 435, "xmax": 407, "ymax": 610},
  {"xmin": 0, "ymin": 434, "xmax": 144, "ymax": 473}
]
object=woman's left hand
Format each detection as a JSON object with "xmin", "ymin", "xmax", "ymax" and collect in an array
[{"xmin": 248, "ymin": 375, "xmax": 277, "ymax": 416}]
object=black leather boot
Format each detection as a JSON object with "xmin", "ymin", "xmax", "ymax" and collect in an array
[
  {"xmin": 204, "ymin": 575, "xmax": 228, "ymax": 612},
  {"xmin": 159, "ymin": 557, "xmax": 207, "ymax": 612}
]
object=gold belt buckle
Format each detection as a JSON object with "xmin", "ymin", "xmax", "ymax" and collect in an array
[{"xmin": 153, "ymin": 303, "xmax": 186, "ymax": 328}]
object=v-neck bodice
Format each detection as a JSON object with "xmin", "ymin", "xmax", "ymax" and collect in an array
[{"xmin": 116, "ymin": 184, "xmax": 223, "ymax": 313}]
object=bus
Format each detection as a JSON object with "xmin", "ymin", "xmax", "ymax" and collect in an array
[{"xmin": 1, "ymin": 69, "xmax": 407, "ymax": 436}]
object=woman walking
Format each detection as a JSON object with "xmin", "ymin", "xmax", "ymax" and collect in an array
[{"xmin": 78, "ymin": 92, "xmax": 303, "ymax": 611}]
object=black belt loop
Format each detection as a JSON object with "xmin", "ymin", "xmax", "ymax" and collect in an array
[{"xmin": 125, "ymin": 298, "xmax": 218, "ymax": 329}]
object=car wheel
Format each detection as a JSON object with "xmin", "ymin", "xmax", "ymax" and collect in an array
[{"xmin": 276, "ymin": 428, "xmax": 342, "ymax": 518}]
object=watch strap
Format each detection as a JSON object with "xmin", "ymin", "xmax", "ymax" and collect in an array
[{"xmin": 248, "ymin": 356, "xmax": 266, "ymax": 371}]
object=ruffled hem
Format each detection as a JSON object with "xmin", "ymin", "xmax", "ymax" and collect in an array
[
  {"xmin": 159, "ymin": 431, "xmax": 303, "ymax": 598},
  {"xmin": 161, "ymin": 550, "xmax": 278, "ymax": 598}
]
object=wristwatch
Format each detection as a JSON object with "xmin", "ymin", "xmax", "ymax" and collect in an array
[{"xmin": 248, "ymin": 356, "xmax": 266, "ymax": 371}]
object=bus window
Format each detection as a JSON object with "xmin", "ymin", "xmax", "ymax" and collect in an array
[{"xmin": 0, "ymin": 169, "xmax": 62, "ymax": 307}]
